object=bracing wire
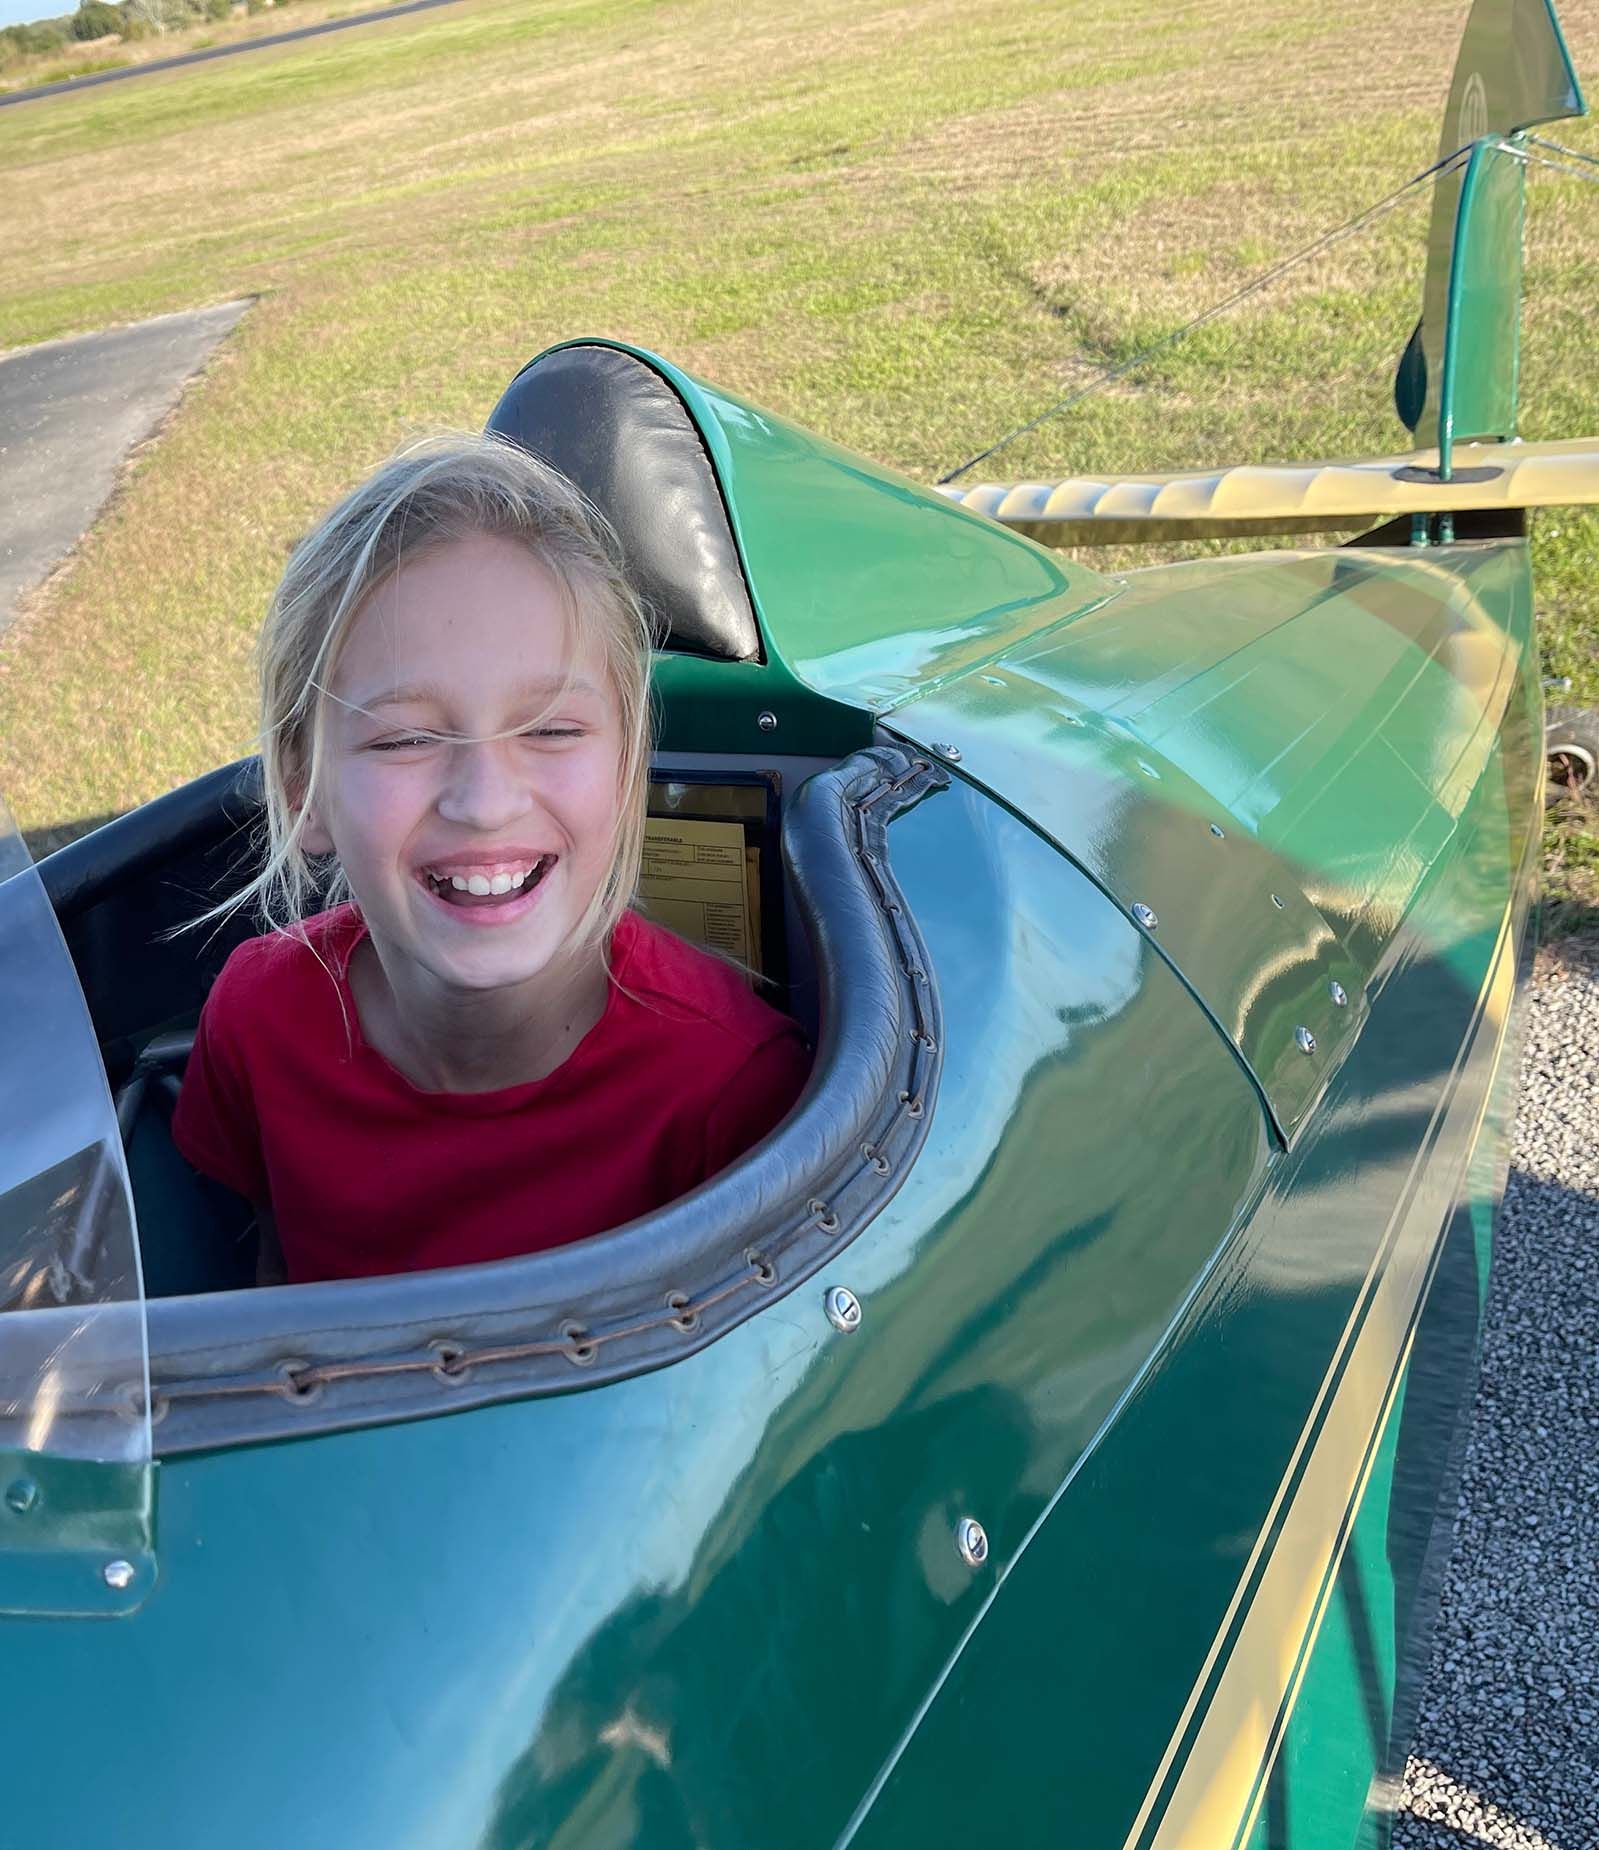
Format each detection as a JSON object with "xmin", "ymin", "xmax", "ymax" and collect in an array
[
  {"xmin": 937, "ymin": 145, "xmax": 1473, "ymax": 485},
  {"xmin": 1525, "ymin": 132, "xmax": 1599, "ymax": 171},
  {"xmin": 1504, "ymin": 133, "xmax": 1599, "ymax": 187}
]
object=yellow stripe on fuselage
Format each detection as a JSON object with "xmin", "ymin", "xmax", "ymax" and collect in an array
[{"xmin": 1124, "ymin": 904, "xmax": 1517, "ymax": 1850}]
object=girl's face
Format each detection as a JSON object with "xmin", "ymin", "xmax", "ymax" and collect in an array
[{"xmin": 305, "ymin": 531, "xmax": 627, "ymax": 998}]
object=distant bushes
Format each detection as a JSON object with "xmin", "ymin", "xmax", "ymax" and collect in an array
[
  {"xmin": 0, "ymin": 0, "xmax": 295, "ymax": 74},
  {"xmin": 71, "ymin": 2, "xmax": 123, "ymax": 36}
]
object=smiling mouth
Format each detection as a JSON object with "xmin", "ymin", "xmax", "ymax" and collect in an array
[{"xmin": 421, "ymin": 855, "xmax": 556, "ymax": 908}]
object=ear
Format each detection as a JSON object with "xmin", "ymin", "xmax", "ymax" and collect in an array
[
  {"xmin": 288, "ymin": 773, "xmax": 334, "ymax": 857},
  {"xmin": 301, "ymin": 810, "xmax": 334, "ymax": 858},
  {"xmin": 298, "ymin": 799, "xmax": 335, "ymax": 858}
]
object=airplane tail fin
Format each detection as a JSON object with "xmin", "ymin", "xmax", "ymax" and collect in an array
[{"xmin": 1396, "ymin": 0, "xmax": 1585, "ymax": 476}]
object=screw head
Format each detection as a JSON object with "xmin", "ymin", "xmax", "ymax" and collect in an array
[
  {"xmin": 956, "ymin": 1517, "xmax": 990, "ymax": 1567},
  {"xmin": 932, "ymin": 742, "xmax": 962, "ymax": 763},
  {"xmin": 1270, "ymin": 893, "xmax": 1287, "ymax": 911},
  {"xmin": 1209, "ymin": 823, "xmax": 1226, "ymax": 839},
  {"xmin": 1131, "ymin": 902, "xmax": 1158, "ymax": 930},
  {"xmin": 102, "ymin": 1559, "xmax": 135, "ymax": 1591},
  {"xmin": 756, "ymin": 710, "xmax": 778, "ymax": 733},
  {"xmin": 824, "ymin": 1285, "xmax": 862, "ymax": 1333},
  {"xmin": 1329, "ymin": 980, "xmax": 1348, "ymax": 1007},
  {"xmin": 4, "ymin": 1479, "xmax": 38, "ymax": 1515},
  {"xmin": 1295, "ymin": 1025, "xmax": 1317, "ymax": 1056}
]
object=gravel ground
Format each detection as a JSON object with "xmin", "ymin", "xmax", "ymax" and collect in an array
[{"xmin": 1396, "ymin": 934, "xmax": 1599, "ymax": 1850}]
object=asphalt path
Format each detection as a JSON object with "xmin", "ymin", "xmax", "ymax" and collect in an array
[
  {"xmin": 0, "ymin": 299, "xmax": 250, "ymax": 638},
  {"xmin": 0, "ymin": 0, "xmax": 466, "ymax": 110}
]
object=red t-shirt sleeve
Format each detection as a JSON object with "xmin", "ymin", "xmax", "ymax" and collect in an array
[
  {"xmin": 701, "ymin": 1027, "xmax": 812, "ymax": 1183},
  {"xmin": 170, "ymin": 958, "xmax": 269, "ymax": 1205}
]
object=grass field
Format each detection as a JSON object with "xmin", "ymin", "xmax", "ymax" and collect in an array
[{"xmin": 0, "ymin": 0, "xmax": 1596, "ymax": 918}]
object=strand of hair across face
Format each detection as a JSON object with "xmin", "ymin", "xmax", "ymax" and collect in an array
[
  {"xmin": 307, "ymin": 679, "xmax": 579, "ymax": 747},
  {"xmin": 936, "ymin": 145, "xmax": 1474, "ymax": 485}
]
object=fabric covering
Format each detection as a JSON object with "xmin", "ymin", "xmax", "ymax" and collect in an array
[{"xmin": 171, "ymin": 906, "xmax": 810, "ymax": 1283}]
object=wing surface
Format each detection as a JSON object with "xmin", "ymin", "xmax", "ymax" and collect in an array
[{"xmin": 939, "ymin": 436, "xmax": 1599, "ymax": 542}]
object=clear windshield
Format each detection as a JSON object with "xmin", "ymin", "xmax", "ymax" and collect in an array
[{"xmin": 0, "ymin": 797, "xmax": 149, "ymax": 1467}]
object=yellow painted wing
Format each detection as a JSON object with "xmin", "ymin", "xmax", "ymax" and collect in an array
[{"xmin": 938, "ymin": 437, "xmax": 1599, "ymax": 543}]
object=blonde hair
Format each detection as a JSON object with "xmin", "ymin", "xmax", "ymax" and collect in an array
[{"xmin": 206, "ymin": 431, "xmax": 654, "ymax": 966}]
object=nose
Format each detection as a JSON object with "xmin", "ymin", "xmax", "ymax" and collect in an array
[{"xmin": 435, "ymin": 737, "xmax": 535, "ymax": 834}]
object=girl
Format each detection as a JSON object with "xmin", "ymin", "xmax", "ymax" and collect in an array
[{"xmin": 172, "ymin": 434, "xmax": 810, "ymax": 1285}]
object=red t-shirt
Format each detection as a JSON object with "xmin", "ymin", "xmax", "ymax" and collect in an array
[{"xmin": 171, "ymin": 905, "xmax": 811, "ymax": 1283}]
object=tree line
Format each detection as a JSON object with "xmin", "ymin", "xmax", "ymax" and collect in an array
[{"xmin": 1, "ymin": 0, "xmax": 301, "ymax": 71}]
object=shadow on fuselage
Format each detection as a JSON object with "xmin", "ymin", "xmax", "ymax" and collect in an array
[{"xmin": 483, "ymin": 1383, "xmax": 1035, "ymax": 1850}]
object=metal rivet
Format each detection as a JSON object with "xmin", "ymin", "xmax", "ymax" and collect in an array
[
  {"xmin": 1271, "ymin": 893, "xmax": 1287, "ymax": 910},
  {"xmin": 956, "ymin": 1517, "xmax": 990, "ymax": 1567},
  {"xmin": 932, "ymin": 742, "xmax": 962, "ymax": 762},
  {"xmin": 1131, "ymin": 902, "xmax": 1158, "ymax": 930},
  {"xmin": 824, "ymin": 1286, "xmax": 862, "ymax": 1333},
  {"xmin": 102, "ymin": 1559, "xmax": 135, "ymax": 1591},
  {"xmin": 1137, "ymin": 760, "xmax": 1159, "ymax": 779},
  {"xmin": 1062, "ymin": 714, "xmax": 1084, "ymax": 727},
  {"xmin": 1329, "ymin": 981, "xmax": 1348, "ymax": 1007},
  {"xmin": 979, "ymin": 674, "xmax": 1005, "ymax": 686},
  {"xmin": 756, "ymin": 711, "xmax": 778, "ymax": 733},
  {"xmin": 1295, "ymin": 1026, "xmax": 1317, "ymax": 1055},
  {"xmin": 1209, "ymin": 823, "xmax": 1226, "ymax": 839},
  {"xmin": 4, "ymin": 1479, "xmax": 38, "ymax": 1515}
]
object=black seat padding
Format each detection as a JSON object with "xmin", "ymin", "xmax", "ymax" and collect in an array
[{"xmin": 486, "ymin": 345, "xmax": 762, "ymax": 663}]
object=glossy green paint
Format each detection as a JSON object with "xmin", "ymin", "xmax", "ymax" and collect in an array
[
  {"xmin": 890, "ymin": 540, "xmax": 1534, "ymax": 1143},
  {"xmin": 7, "ymin": 323, "xmax": 1547, "ymax": 1837},
  {"xmin": 849, "ymin": 664, "xmax": 1535, "ymax": 1849},
  {"xmin": 1244, "ymin": 915, "xmax": 1530, "ymax": 1850},
  {"xmin": 5, "ymin": 579, "xmax": 1539, "ymax": 1843},
  {"xmin": 4, "ymin": 782, "xmax": 1275, "ymax": 1847},
  {"xmin": 540, "ymin": 340, "xmax": 1113, "ymax": 756},
  {"xmin": 1437, "ymin": 143, "xmax": 1528, "ymax": 471}
]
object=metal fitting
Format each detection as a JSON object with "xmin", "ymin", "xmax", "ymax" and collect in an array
[
  {"xmin": 956, "ymin": 1517, "xmax": 990, "ymax": 1568},
  {"xmin": 824, "ymin": 1286, "xmax": 863, "ymax": 1333}
]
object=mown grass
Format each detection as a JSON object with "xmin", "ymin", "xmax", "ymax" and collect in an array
[{"xmin": 0, "ymin": 0, "xmax": 1596, "ymax": 918}]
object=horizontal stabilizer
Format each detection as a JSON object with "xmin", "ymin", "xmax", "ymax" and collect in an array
[{"xmin": 938, "ymin": 438, "xmax": 1599, "ymax": 543}]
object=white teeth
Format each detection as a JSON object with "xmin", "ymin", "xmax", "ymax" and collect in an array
[{"xmin": 427, "ymin": 858, "xmax": 546, "ymax": 895}]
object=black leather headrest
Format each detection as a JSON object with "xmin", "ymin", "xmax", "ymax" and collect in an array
[{"xmin": 486, "ymin": 345, "xmax": 762, "ymax": 663}]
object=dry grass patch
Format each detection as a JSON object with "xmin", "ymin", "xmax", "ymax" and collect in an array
[{"xmin": 0, "ymin": 0, "xmax": 1596, "ymax": 872}]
